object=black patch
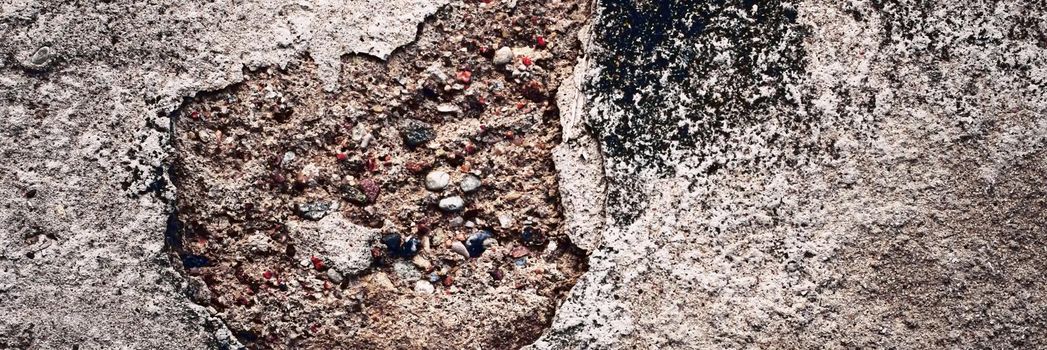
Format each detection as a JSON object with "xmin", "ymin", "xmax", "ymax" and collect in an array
[{"xmin": 588, "ymin": 0, "xmax": 810, "ymax": 224}]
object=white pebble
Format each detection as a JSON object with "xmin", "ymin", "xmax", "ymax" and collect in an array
[
  {"xmin": 436, "ymin": 104, "xmax": 461, "ymax": 114},
  {"xmin": 493, "ymin": 46, "xmax": 514, "ymax": 65},
  {"xmin": 425, "ymin": 171, "xmax": 451, "ymax": 191},
  {"xmin": 460, "ymin": 174, "xmax": 481, "ymax": 193},
  {"xmin": 414, "ymin": 280, "xmax": 435, "ymax": 294},
  {"xmin": 450, "ymin": 241, "xmax": 470, "ymax": 259},
  {"xmin": 438, "ymin": 196, "xmax": 465, "ymax": 212}
]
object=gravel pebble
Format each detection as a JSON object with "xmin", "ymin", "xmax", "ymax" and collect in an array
[
  {"xmin": 436, "ymin": 104, "xmax": 461, "ymax": 114},
  {"xmin": 465, "ymin": 230, "xmax": 492, "ymax": 257},
  {"xmin": 414, "ymin": 280, "xmax": 435, "ymax": 294},
  {"xmin": 450, "ymin": 241, "xmax": 470, "ymax": 259},
  {"xmin": 493, "ymin": 46, "xmax": 514, "ymax": 65},
  {"xmin": 296, "ymin": 202, "xmax": 331, "ymax": 220},
  {"xmin": 326, "ymin": 269, "xmax": 343, "ymax": 284},
  {"xmin": 400, "ymin": 118, "xmax": 435, "ymax": 148},
  {"xmin": 425, "ymin": 171, "xmax": 451, "ymax": 191},
  {"xmin": 438, "ymin": 196, "xmax": 465, "ymax": 212},
  {"xmin": 459, "ymin": 174, "xmax": 481, "ymax": 193}
]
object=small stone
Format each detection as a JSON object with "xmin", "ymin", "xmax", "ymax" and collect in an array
[
  {"xmin": 282, "ymin": 151, "xmax": 296, "ymax": 166},
  {"xmin": 359, "ymin": 179, "xmax": 380, "ymax": 203},
  {"xmin": 296, "ymin": 202, "xmax": 331, "ymax": 220},
  {"xmin": 405, "ymin": 161, "xmax": 429, "ymax": 174},
  {"xmin": 401, "ymin": 119, "xmax": 435, "ymax": 148},
  {"xmin": 448, "ymin": 216, "xmax": 464, "ymax": 227},
  {"xmin": 510, "ymin": 246, "xmax": 530, "ymax": 258},
  {"xmin": 381, "ymin": 234, "xmax": 402, "ymax": 252},
  {"xmin": 459, "ymin": 174, "xmax": 481, "ymax": 193},
  {"xmin": 436, "ymin": 103, "xmax": 461, "ymax": 114},
  {"xmin": 450, "ymin": 241, "xmax": 470, "ymax": 259},
  {"xmin": 341, "ymin": 185, "xmax": 368, "ymax": 205},
  {"xmin": 326, "ymin": 269, "xmax": 343, "ymax": 284},
  {"xmin": 371, "ymin": 272, "xmax": 395, "ymax": 291},
  {"xmin": 456, "ymin": 70, "xmax": 472, "ymax": 83},
  {"xmin": 310, "ymin": 256, "xmax": 327, "ymax": 270},
  {"xmin": 412, "ymin": 255, "xmax": 432, "ymax": 270},
  {"xmin": 30, "ymin": 46, "xmax": 53, "ymax": 65},
  {"xmin": 493, "ymin": 46, "xmax": 514, "ymax": 65},
  {"xmin": 414, "ymin": 280, "xmax": 435, "ymax": 294},
  {"xmin": 438, "ymin": 196, "xmax": 465, "ymax": 212},
  {"xmin": 489, "ymin": 268, "xmax": 504, "ymax": 280},
  {"xmin": 497, "ymin": 213, "xmax": 514, "ymax": 228},
  {"xmin": 465, "ymin": 230, "xmax": 492, "ymax": 258},
  {"xmin": 360, "ymin": 134, "xmax": 374, "ymax": 149},
  {"xmin": 382, "ymin": 234, "xmax": 420, "ymax": 258},
  {"xmin": 401, "ymin": 237, "xmax": 420, "ymax": 257},
  {"xmin": 425, "ymin": 171, "xmax": 451, "ymax": 191}
]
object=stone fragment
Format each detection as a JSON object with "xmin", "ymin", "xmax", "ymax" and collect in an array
[
  {"xmin": 425, "ymin": 171, "xmax": 451, "ymax": 191},
  {"xmin": 438, "ymin": 196, "xmax": 465, "ymax": 212},
  {"xmin": 296, "ymin": 202, "xmax": 331, "ymax": 220},
  {"xmin": 414, "ymin": 280, "xmax": 435, "ymax": 294},
  {"xmin": 412, "ymin": 255, "xmax": 432, "ymax": 270},
  {"xmin": 286, "ymin": 214, "xmax": 375, "ymax": 275},
  {"xmin": 401, "ymin": 119, "xmax": 435, "ymax": 148},
  {"xmin": 465, "ymin": 230, "xmax": 492, "ymax": 258},
  {"xmin": 437, "ymin": 103, "xmax": 461, "ymax": 114},
  {"xmin": 459, "ymin": 174, "xmax": 481, "ymax": 193},
  {"xmin": 450, "ymin": 241, "xmax": 470, "ymax": 259},
  {"xmin": 493, "ymin": 46, "xmax": 514, "ymax": 65}
]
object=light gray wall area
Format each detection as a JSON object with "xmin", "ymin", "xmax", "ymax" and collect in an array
[
  {"xmin": 0, "ymin": 0, "xmax": 443, "ymax": 348},
  {"xmin": 533, "ymin": 0, "xmax": 1047, "ymax": 349}
]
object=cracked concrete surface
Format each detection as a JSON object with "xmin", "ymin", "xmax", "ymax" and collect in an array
[
  {"xmin": 3, "ymin": 0, "xmax": 1047, "ymax": 348},
  {"xmin": 1, "ymin": 0, "xmax": 443, "ymax": 347}
]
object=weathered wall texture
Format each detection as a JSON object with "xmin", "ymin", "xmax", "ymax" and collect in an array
[
  {"xmin": 3, "ymin": 0, "xmax": 1047, "ymax": 348},
  {"xmin": 534, "ymin": 0, "xmax": 1047, "ymax": 349},
  {"xmin": 0, "ymin": 0, "xmax": 443, "ymax": 348}
]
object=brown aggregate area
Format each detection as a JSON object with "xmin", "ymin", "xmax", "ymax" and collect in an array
[{"xmin": 169, "ymin": 0, "xmax": 593, "ymax": 348}]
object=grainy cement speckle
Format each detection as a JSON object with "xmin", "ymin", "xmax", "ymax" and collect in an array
[{"xmin": 3, "ymin": 0, "xmax": 1047, "ymax": 349}]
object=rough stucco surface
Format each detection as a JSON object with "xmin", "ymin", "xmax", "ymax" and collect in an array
[
  {"xmin": 533, "ymin": 0, "xmax": 1047, "ymax": 349},
  {"xmin": 0, "ymin": 0, "xmax": 443, "ymax": 348},
  {"xmin": 3, "ymin": 0, "xmax": 1047, "ymax": 349}
]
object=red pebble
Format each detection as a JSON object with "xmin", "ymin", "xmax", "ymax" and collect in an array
[
  {"xmin": 405, "ymin": 161, "xmax": 428, "ymax": 174},
  {"xmin": 535, "ymin": 35, "xmax": 547, "ymax": 48},
  {"xmin": 457, "ymin": 70, "xmax": 472, "ymax": 84},
  {"xmin": 336, "ymin": 152, "xmax": 347, "ymax": 161},
  {"xmin": 310, "ymin": 256, "xmax": 326, "ymax": 270},
  {"xmin": 442, "ymin": 275, "xmax": 454, "ymax": 287},
  {"xmin": 359, "ymin": 178, "xmax": 380, "ymax": 203},
  {"xmin": 521, "ymin": 56, "xmax": 533, "ymax": 66},
  {"xmin": 365, "ymin": 156, "xmax": 378, "ymax": 172},
  {"xmin": 464, "ymin": 143, "xmax": 477, "ymax": 155},
  {"xmin": 263, "ymin": 271, "xmax": 274, "ymax": 279}
]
